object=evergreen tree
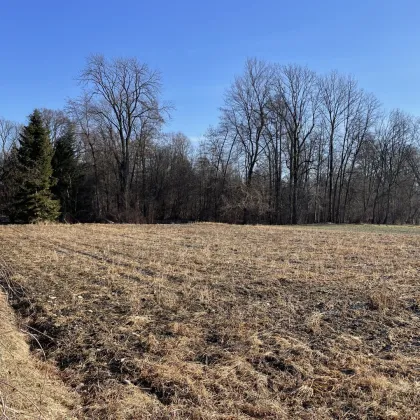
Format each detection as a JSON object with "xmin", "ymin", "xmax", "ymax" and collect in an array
[
  {"xmin": 52, "ymin": 123, "xmax": 80, "ymax": 219},
  {"xmin": 12, "ymin": 110, "xmax": 60, "ymax": 223}
]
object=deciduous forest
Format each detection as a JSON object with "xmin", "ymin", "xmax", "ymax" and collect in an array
[{"xmin": 1, "ymin": 55, "xmax": 420, "ymax": 224}]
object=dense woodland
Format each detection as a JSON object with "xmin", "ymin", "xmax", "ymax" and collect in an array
[{"xmin": 1, "ymin": 55, "xmax": 420, "ymax": 224}]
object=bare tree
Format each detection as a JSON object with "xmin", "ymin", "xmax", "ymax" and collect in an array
[
  {"xmin": 263, "ymin": 94, "xmax": 287, "ymax": 223},
  {"xmin": 319, "ymin": 72, "xmax": 357, "ymax": 221},
  {"xmin": 374, "ymin": 110, "xmax": 413, "ymax": 223},
  {"xmin": 222, "ymin": 58, "xmax": 272, "ymax": 222},
  {"xmin": 198, "ymin": 126, "xmax": 237, "ymax": 220},
  {"xmin": 40, "ymin": 108, "xmax": 70, "ymax": 144},
  {"xmin": 67, "ymin": 94, "xmax": 103, "ymax": 217},
  {"xmin": 79, "ymin": 55, "xmax": 168, "ymax": 218},
  {"xmin": 338, "ymin": 92, "xmax": 379, "ymax": 222},
  {"xmin": 274, "ymin": 64, "xmax": 319, "ymax": 224},
  {"xmin": 0, "ymin": 118, "xmax": 19, "ymax": 161}
]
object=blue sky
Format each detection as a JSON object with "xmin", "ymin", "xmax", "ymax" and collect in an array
[{"xmin": 1, "ymin": 0, "xmax": 420, "ymax": 140}]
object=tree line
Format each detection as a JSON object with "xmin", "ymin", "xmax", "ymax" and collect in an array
[{"xmin": 1, "ymin": 55, "xmax": 420, "ymax": 224}]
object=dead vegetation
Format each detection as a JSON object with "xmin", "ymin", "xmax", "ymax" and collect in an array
[
  {"xmin": 0, "ymin": 223, "xmax": 419, "ymax": 419},
  {"xmin": 0, "ymin": 258, "xmax": 79, "ymax": 419}
]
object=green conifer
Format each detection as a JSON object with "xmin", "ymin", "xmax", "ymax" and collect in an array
[
  {"xmin": 52, "ymin": 123, "xmax": 80, "ymax": 218},
  {"xmin": 13, "ymin": 110, "xmax": 60, "ymax": 223}
]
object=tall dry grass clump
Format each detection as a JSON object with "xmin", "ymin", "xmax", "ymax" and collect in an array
[{"xmin": 0, "ymin": 258, "xmax": 79, "ymax": 419}]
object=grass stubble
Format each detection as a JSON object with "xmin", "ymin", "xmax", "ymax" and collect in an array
[{"xmin": 0, "ymin": 223, "xmax": 419, "ymax": 419}]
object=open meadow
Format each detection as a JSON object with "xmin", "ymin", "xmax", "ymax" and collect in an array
[{"xmin": 0, "ymin": 223, "xmax": 419, "ymax": 419}]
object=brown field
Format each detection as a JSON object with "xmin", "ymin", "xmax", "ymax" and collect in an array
[{"xmin": 0, "ymin": 223, "xmax": 419, "ymax": 419}]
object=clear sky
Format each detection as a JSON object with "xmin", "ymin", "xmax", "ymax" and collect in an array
[{"xmin": 1, "ymin": 0, "xmax": 420, "ymax": 140}]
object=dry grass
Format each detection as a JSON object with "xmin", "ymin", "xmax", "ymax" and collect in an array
[
  {"xmin": 0, "ymin": 260, "xmax": 79, "ymax": 419},
  {"xmin": 0, "ymin": 223, "xmax": 419, "ymax": 419}
]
